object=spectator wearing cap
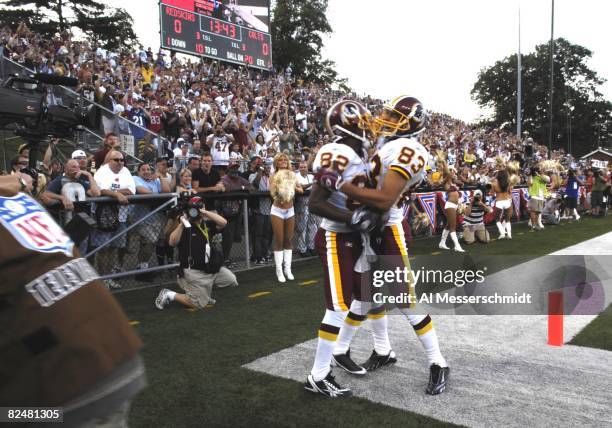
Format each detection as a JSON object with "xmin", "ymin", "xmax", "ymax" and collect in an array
[
  {"xmin": 71, "ymin": 149, "xmax": 89, "ymax": 171},
  {"xmin": 218, "ymin": 162, "xmax": 254, "ymax": 267},
  {"xmin": 173, "ymin": 140, "xmax": 191, "ymax": 172},
  {"xmin": 462, "ymin": 190, "xmax": 491, "ymax": 244},
  {"xmin": 249, "ymin": 159, "xmax": 273, "ymax": 264}
]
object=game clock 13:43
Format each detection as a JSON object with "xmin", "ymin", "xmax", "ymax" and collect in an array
[{"xmin": 160, "ymin": 0, "xmax": 272, "ymax": 70}]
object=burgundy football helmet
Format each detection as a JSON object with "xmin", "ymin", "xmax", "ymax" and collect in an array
[
  {"xmin": 325, "ymin": 100, "xmax": 375, "ymax": 148},
  {"xmin": 374, "ymin": 95, "xmax": 427, "ymax": 138}
]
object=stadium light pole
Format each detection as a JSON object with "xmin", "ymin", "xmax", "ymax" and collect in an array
[
  {"xmin": 517, "ymin": 6, "xmax": 522, "ymax": 138},
  {"xmin": 548, "ymin": 0, "xmax": 555, "ymax": 154}
]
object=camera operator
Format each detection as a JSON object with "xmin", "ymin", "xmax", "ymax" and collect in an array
[
  {"xmin": 155, "ymin": 197, "xmax": 238, "ymax": 310},
  {"xmin": 527, "ymin": 166, "xmax": 550, "ymax": 231},
  {"xmin": 462, "ymin": 189, "xmax": 492, "ymax": 245}
]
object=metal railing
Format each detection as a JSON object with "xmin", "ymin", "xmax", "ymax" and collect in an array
[{"xmin": 0, "ymin": 55, "xmax": 164, "ymax": 163}]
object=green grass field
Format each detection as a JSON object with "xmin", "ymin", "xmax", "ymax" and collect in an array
[{"xmin": 118, "ymin": 216, "xmax": 612, "ymax": 427}]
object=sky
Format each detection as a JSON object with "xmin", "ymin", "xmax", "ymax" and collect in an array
[{"xmin": 105, "ymin": 0, "xmax": 612, "ymax": 123}]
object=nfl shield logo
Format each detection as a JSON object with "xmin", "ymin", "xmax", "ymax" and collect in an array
[{"xmin": 0, "ymin": 193, "xmax": 74, "ymax": 257}]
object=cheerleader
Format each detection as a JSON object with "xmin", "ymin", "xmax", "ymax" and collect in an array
[
  {"xmin": 491, "ymin": 168, "xmax": 514, "ymax": 239},
  {"xmin": 269, "ymin": 153, "xmax": 303, "ymax": 282},
  {"xmin": 438, "ymin": 159, "xmax": 465, "ymax": 252}
]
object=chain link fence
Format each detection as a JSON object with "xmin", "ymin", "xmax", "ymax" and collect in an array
[{"xmin": 50, "ymin": 191, "xmax": 321, "ymax": 291}]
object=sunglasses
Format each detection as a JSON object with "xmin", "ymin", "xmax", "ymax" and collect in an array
[{"xmin": 111, "ymin": 158, "xmax": 125, "ymax": 163}]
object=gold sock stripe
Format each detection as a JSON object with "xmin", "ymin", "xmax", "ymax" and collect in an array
[
  {"xmin": 414, "ymin": 319, "xmax": 433, "ymax": 336},
  {"xmin": 318, "ymin": 330, "xmax": 339, "ymax": 341}
]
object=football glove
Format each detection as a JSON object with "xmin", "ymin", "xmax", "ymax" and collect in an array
[
  {"xmin": 314, "ymin": 168, "xmax": 344, "ymax": 192},
  {"xmin": 349, "ymin": 206, "xmax": 388, "ymax": 233}
]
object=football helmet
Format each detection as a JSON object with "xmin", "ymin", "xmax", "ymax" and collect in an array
[
  {"xmin": 374, "ymin": 96, "xmax": 426, "ymax": 138},
  {"xmin": 325, "ymin": 100, "xmax": 375, "ymax": 149}
]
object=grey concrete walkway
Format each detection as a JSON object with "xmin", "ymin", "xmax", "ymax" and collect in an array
[{"xmin": 244, "ymin": 232, "xmax": 612, "ymax": 427}]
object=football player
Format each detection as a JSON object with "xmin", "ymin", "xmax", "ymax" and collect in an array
[
  {"xmin": 318, "ymin": 96, "xmax": 450, "ymax": 395},
  {"xmin": 304, "ymin": 100, "xmax": 384, "ymax": 398}
]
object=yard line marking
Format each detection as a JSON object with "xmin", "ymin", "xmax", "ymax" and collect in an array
[
  {"xmin": 430, "ymin": 251, "xmax": 441, "ymax": 256},
  {"xmin": 248, "ymin": 291, "xmax": 272, "ymax": 298},
  {"xmin": 299, "ymin": 280, "xmax": 318, "ymax": 286},
  {"xmin": 129, "ymin": 320, "xmax": 140, "ymax": 326}
]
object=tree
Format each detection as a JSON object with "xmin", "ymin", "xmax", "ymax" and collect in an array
[
  {"xmin": 271, "ymin": 0, "xmax": 341, "ymax": 85},
  {"xmin": 471, "ymin": 38, "xmax": 612, "ymax": 155},
  {"xmin": 1, "ymin": 0, "xmax": 139, "ymax": 50},
  {"xmin": 74, "ymin": 8, "xmax": 138, "ymax": 51}
]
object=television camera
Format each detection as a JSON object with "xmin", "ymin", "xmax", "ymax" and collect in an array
[{"xmin": 0, "ymin": 72, "xmax": 95, "ymax": 141}]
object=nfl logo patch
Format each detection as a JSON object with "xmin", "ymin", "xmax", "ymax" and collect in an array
[{"xmin": 0, "ymin": 193, "xmax": 74, "ymax": 257}]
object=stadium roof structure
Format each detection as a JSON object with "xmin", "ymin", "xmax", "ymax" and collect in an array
[{"xmin": 580, "ymin": 147, "xmax": 612, "ymax": 159}]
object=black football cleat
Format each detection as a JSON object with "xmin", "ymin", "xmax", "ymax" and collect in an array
[
  {"xmin": 426, "ymin": 364, "xmax": 450, "ymax": 395},
  {"xmin": 332, "ymin": 350, "xmax": 367, "ymax": 375},
  {"xmin": 304, "ymin": 371, "xmax": 353, "ymax": 398},
  {"xmin": 362, "ymin": 350, "xmax": 397, "ymax": 371}
]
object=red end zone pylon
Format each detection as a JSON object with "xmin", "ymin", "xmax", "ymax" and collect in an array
[{"xmin": 548, "ymin": 291, "xmax": 564, "ymax": 346}]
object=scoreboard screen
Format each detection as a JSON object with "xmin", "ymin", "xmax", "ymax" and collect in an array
[{"xmin": 160, "ymin": 0, "xmax": 272, "ymax": 70}]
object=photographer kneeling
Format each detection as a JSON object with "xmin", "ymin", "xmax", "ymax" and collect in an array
[
  {"xmin": 462, "ymin": 190, "xmax": 492, "ymax": 245},
  {"xmin": 155, "ymin": 196, "xmax": 238, "ymax": 310}
]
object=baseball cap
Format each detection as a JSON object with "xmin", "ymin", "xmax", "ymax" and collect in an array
[
  {"xmin": 250, "ymin": 155, "xmax": 262, "ymax": 162},
  {"xmin": 71, "ymin": 149, "xmax": 87, "ymax": 159}
]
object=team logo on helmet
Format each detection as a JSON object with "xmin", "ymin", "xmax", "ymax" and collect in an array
[{"xmin": 325, "ymin": 100, "xmax": 375, "ymax": 148}]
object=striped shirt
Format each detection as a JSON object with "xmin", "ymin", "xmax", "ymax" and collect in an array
[{"xmin": 464, "ymin": 204, "xmax": 485, "ymax": 225}]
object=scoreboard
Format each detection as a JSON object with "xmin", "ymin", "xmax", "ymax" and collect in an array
[{"xmin": 159, "ymin": 0, "xmax": 272, "ymax": 70}]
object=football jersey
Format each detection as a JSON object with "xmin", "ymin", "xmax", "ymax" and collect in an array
[
  {"xmin": 210, "ymin": 134, "xmax": 230, "ymax": 165},
  {"xmin": 369, "ymin": 137, "xmax": 429, "ymax": 225},
  {"xmin": 312, "ymin": 141, "xmax": 368, "ymax": 232}
]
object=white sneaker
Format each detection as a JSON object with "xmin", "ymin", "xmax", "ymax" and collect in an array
[
  {"xmin": 453, "ymin": 245, "xmax": 465, "ymax": 253},
  {"xmin": 498, "ymin": 234, "xmax": 506, "ymax": 240},
  {"xmin": 155, "ymin": 288, "xmax": 171, "ymax": 310},
  {"xmin": 105, "ymin": 279, "xmax": 122, "ymax": 290},
  {"xmin": 439, "ymin": 242, "xmax": 450, "ymax": 250},
  {"xmin": 575, "ymin": 215, "xmax": 581, "ymax": 220}
]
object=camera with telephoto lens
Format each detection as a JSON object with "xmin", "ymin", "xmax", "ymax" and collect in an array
[{"xmin": 169, "ymin": 191, "xmax": 204, "ymax": 220}]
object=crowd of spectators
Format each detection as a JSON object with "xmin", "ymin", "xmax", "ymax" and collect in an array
[{"xmin": 2, "ymin": 23, "xmax": 611, "ymax": 283}]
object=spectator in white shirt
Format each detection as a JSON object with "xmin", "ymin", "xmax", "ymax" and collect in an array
[{"xmin": 92, "ymin": 150, "xmax": 136, "ymax": 289}]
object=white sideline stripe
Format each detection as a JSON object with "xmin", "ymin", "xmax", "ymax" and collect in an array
[{"xmin": 243, "ymin": 233, "xmax": 612, "ymax": 427}]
